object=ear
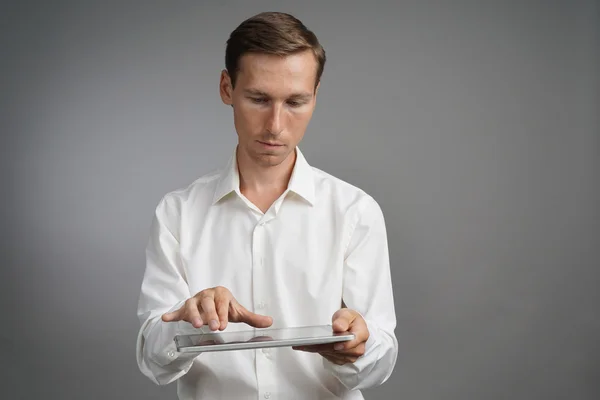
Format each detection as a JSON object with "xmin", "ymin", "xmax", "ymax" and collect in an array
[
  {"xmin": 219, "ymin": 70, "xmax": 233, "ymax": 106},
  {"xmin": 313, "ymin": 81, "xmax": 321, "ymax": 105}
]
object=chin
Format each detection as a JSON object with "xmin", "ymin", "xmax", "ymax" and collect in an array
[
  {"xmin": 256, "ymin": 155, "xmax": 286, "ymax": 167},
  {"xmin": 251, "ymin": 151, "xmax": 289, "ymax": 167}
]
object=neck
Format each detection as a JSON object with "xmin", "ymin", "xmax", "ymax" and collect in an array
[{"xmin": 236, "ymin": 146, "xmax": 296, "ymax": 195}]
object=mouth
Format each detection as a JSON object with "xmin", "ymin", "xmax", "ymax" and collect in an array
[{"xmin": 257, "ymin": 141, "xmax": 285, "ymax": 148}]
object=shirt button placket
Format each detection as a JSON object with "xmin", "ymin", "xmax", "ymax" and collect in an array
[
  {"xmin": 253, "ymin": 220, "xmax": 268, "ymax": 314},
  {"xmin": 253, "ymin": 219, "xmax": 272, "ymax": 396}
]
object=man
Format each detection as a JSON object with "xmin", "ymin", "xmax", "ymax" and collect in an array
[{"xmin": 136, "ymin": 11, "xmax": 398, "ymax": 400}]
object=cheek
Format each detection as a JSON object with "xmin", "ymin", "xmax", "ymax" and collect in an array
[
  {"xmin": 233, "ymin": 107, "xmax": 262, "ymax": 134},
  {"xmin": 289, "ymin": 110, "xmax": 313, "ymax": 130}
]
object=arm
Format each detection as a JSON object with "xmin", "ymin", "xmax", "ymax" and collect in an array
[
  {"xmin": 324, "ymin": 195, "xmax": 398, "ymax": 390},
  {"xmin": 135, "ymin": 196, "xmax": 273, "ymax": 385},
  {"xmin": 135, "ymin": 196, "xmax": 199, "ymax": 385}
]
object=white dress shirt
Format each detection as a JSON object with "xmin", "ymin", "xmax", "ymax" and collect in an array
[{"xmin": 136, "ymin": 146, "xmax": 398, "ymax": 400}]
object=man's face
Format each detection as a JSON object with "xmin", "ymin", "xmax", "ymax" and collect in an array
[{"xmin": 220, "ymin": 50, "xmax": 319, "ymax": 167}]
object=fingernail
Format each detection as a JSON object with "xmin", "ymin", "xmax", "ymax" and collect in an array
[
  {"xmin": 334, "ymin": 344, "xmax": 344, "ymax": 350},
  {"xmin": 209, "ymin": 320, "xmax": 219, "ymax": 330}
]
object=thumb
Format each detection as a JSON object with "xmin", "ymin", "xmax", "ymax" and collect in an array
[
  {"xmin": 331, "ymin": 309, "xmax": 354, "ymax": 332},
  {"xmin": 242, "ymin": 311, "xmax": 273, "ymax": 328},
  {"xmin": 233, "ymin": 302, "xmax": 273, "ymax": 328}
]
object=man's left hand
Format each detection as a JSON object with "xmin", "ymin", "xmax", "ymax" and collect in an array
[{"xmin": 292, "ymin": 308, "xmax": 369, "ymax": 365}]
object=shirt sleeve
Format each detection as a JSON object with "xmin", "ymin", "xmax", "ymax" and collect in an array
[
  {"xmin": 135, "ymin": 195, "xmax": 202, "ymax": 385},
  {"xmin": 323, "ymin": 195, "xmax": 399, "ymax": 390}
]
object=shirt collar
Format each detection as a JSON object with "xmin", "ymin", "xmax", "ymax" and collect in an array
[{"xmin": 212, "ymin": 146, "xmax": 315, "ymax": 206}]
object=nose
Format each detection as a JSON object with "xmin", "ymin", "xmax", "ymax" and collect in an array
[{"xmin": 266, "ymin": 103, "xmax": 284, "ymax": 135}]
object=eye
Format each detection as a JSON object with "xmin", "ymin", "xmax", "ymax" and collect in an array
[
  {"xmin": 250, "ymin": 97, "xmax": 268, "ymax": 104},
  {"xmin": 287, "ymin": 100, "xmax": 303, "ymax": 107}
]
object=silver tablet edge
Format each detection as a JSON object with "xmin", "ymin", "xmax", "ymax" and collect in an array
[{"xmin": 175, "ymin": 334, "xmax": 354, "ymax": 353}]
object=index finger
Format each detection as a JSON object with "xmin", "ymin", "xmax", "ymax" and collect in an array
[
  {"xmin": 215, "ymin": 296, "xmax": 231, "ymax": 330},
  {"xmin": 199, "ymin": 295, "xmax": 220, "ymax": 331}
]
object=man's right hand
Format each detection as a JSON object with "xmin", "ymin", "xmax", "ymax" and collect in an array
[{"xmin": 161, "ymin": 286, "xmax": 273, "ymax": 331}]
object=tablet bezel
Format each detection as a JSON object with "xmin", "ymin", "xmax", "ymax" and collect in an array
[{"xmin": 174, "ymin": 324, "xmax": 354, "ymax": 353}]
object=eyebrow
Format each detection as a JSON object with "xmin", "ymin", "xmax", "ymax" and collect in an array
[{"xmin": 243, "ymin": 89, "xmax": 313, "ymax": 101}]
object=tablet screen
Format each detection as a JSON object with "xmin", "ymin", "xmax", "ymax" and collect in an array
[{"xmin": 174, "ymin": 324, "xmax": 354, "ymax": 353}]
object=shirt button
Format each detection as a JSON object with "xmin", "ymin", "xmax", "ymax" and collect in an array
[
  {"xmin": 264, "ymin": 393, "xmax": 271, "ymax": 399},
  {"xmin": 167, "ymin": 351, "xmax": 175, "ymax": 357},
  {"xmin": 257, "ymin": 301, "xmax": 265, "ymax": 309}
]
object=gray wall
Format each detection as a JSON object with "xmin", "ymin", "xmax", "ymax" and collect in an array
[{"xmin": 1, "ymin": 1, "xmax": 598, "ymax": 399}]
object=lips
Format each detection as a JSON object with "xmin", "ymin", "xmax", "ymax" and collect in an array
[{"xmin": 258, "ymin": 141, "xmax": 284, "ymax": 147}]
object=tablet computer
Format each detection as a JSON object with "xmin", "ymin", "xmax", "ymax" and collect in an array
[{"xmin": 174, "ymin": 324, "xmax": 354, "ymax": 353}]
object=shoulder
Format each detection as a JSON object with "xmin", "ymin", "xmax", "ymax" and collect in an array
[
  {"xmin": 310, "ymin": 166, "xmax": 383, "ymax": 218},
  {"xmin": 155, "ymin": 168, "xmax": 222, "ymax": 216}
]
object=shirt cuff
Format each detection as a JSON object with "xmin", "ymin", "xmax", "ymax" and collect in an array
[
  {"xmin": 322, "ymin": 315, "xmax": 382, "ymax": 388},
  {"xmin": 147, "ymin": 301, "xmax": 205, "ymax": 367},
  {"xmin": 362, "ymin": 317, "xmax": 379, "ymax": 354}
]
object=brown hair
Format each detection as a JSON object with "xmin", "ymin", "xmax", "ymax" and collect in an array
[{"xmin": 225, "ymin": 12, "xmax": 326, "ymax": 89}]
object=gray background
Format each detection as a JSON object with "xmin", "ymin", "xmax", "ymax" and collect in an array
[{"xmin": 1, "ymin": 1, "xmax": 598, "ymax": 399}]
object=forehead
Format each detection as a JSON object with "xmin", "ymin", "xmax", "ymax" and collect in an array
[{"xmin": 236, "ymin": 50, "xmax": 317, "ymax": 96}]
